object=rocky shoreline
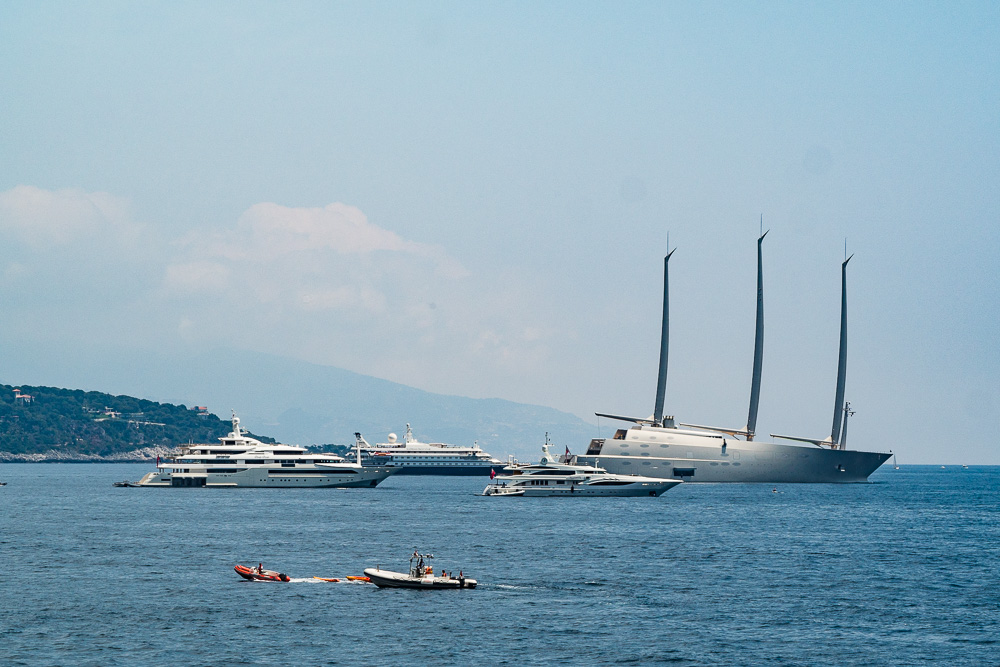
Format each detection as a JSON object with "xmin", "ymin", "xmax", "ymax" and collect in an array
[{"xmin": 0, "ymin": 445, "xmax": 176, "ymax": 463}]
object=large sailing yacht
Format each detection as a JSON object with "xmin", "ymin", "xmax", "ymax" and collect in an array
[
  {"xmin": 136, "ymin": 413, "xmax": 395, "ymax": 488},
  {"xmin": 574, "ymin": 234, "xmax": 892, "ymax": 483}
]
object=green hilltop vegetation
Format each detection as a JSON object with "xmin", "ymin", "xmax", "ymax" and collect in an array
[{"xmin": 0, "ymin": 383, "xmax": 277, "ymax": 461}]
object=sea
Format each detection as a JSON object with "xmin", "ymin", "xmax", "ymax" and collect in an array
[{"xmin": 0, "ymin": 464, "xmax": 997, "ymax": 666}]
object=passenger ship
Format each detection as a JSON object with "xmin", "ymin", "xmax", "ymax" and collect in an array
[
  {"xmin": 350, "ymin": 424, "xmax": 503, "ymax": 475},
  {"xmin": 136, "ymin": 413, "xmax": 395, "ymax": 488}
]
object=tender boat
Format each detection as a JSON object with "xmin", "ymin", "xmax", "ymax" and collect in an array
[
  {"xmin": 364, "ymin": 552, "xmax": 476, "ymax": 589},
  {"xmin": 112, "ymin": 480, "xmax": 140, "ymax": 487},
  {"xmin": 234, "ymin": 564, "xmax": 290, "ymax": 582},
  {"xmin": 135, "ymin": 412, "xmax": 395, "ymax": 488},
  {"xmin": 350, "ymin": 424, "xmax": 503, "ymax": 475},
  {"xmin": 483, "ymin": 439, "xmax": 682, "ymax": 497}
]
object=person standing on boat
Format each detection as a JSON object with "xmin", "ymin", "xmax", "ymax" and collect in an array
[{"xmin": 257, "ymin": 563, "xmax": 263, "ymax": 575}]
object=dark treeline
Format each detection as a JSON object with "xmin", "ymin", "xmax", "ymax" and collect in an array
[{"xmin": 0, "ymin": 383, "xmax": 275, "ymax": 457}]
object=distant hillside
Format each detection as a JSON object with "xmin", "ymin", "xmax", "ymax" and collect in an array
[
  {"xmin": 0, "ymin": 384, "xmax": 275, "ymax": 461},
  {"xmin": 2, "ymin": 343, "xmax": 601, "ymax": 460}
]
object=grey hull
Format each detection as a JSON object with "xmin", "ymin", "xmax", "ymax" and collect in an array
[{"xmin": 576, "ymin": 440, "xmax": 890, "ymax": 483}]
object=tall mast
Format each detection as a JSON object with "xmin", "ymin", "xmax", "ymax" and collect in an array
[
  {"xmin": 652, "ymin": 248, "xmax": 675, "ymax": 426},
  {"xmin": 830, "ymin": 254, "xmax": 852, "ymax": 445},
  {"xmin": 745, "ymin": 229, "xmax": 768, "ymax": 440},
  {"xmin": 840, "ymin": 402, "xmax": 854, "ymax": 450}
]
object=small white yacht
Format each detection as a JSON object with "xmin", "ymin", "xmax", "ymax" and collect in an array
[
  {"xmin": 136, "ymin": 413, "xmax": 395, "ymax": 488},
  {"xmin": 483, "ymin": 439, "xmax": 682, "ymax": 497},
  {"xmin": 351, "ymin": 424, "xmax": 503, "ymax": 475}
]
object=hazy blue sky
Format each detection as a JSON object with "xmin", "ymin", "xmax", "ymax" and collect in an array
[{"xmin": 1, "ymin": 1, "xmax": 997, "ymax": 463}]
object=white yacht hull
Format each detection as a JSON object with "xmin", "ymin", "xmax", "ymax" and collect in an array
[
  {"xmin": 576, "ymin": 438, "xmax": 890, "ymax": 483},
  {"xmin": 484, "ymin": 479, "xmax": 680, "ymax": 497},
  {"xmin": 363, "ymin": 568, "xmax": 477, "ymax": 589},
  {"xmin": 136, "ymin": 466, "xmax": 395, "ymax": 488}
]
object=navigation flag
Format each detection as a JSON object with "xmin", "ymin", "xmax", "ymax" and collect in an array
[
  {"xmin": 490, "ymin": 468, "xmax": 496, "ymax": 479},
  {"xmin": 156, "ymin": 455, "xmax": 160, "ymax": 465}
]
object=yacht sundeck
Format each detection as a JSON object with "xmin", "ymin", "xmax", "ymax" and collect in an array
[
  {"xmin": 351, "ymin": 424, "xmax": 502, "ymax": 475},
  {"xmin": 136, "ymin": 413, "xmax": 395, "ymax": 488},
  {"xmin": 483, "ymin": 440, "xmax": 682, "ymax": 497}
]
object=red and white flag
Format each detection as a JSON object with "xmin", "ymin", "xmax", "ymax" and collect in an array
[{"xmin": 490, "ymin": 468, "xmax": 496, "ymax": 479}]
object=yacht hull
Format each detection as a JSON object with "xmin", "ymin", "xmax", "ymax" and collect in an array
[
  {"xmin": 136, "ymin": 466, "xmax": 395, "ymax": 488},
  {"xmin": 485, "ymin": 480, "xmax": 681, "ymax": 497},
  {"xmin": 363, "ymin": 462, "xmax": 496, "ymax": 476},
  {"xmin": 234, "ymin": 565, "xmax": 289, "ymax": 582},
  {"xmin": 363, "ymin": 568, "xmax": 477, "ymax": 589},
  {"xmin": 576, "ymin": 439, "xmax": 890, "ymax": 483}
]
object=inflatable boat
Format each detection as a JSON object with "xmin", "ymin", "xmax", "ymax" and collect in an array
[
  {"xmin": 364, "ymin": 552, "xmax": 476, "ymax": 589},
  {"xmin": 234, "ymin": 564, "xmax": 290, "ymax": 582}
]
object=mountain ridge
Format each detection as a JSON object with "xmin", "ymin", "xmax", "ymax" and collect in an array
[{"xmin": 2, "ymin": 342, "xmax": 600, "ymax": 460}]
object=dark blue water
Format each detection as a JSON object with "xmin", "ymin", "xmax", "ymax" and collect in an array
[{"xmin": 1, "ymin": 465, "xmax": 997, "ymax": 665}]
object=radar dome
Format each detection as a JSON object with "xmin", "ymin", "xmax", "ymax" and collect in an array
[{"xmin": 387, "ymin": 433, "xmax": 397, "ymax": 443}]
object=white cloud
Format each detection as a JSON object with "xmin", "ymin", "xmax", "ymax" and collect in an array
[
  {"xmin": 0, "ymin": 185, "xmax": 138, "ymax": 247},
  {"xmin": 164, "ymin": 200, "xmax": 467, "ymax": 314},
  {"xmin": 0, "ymin": 186, "xmax": 558, "ymax": 405},
  {"xmin": 241, "ymin": 202, "xmax": 412, "ymax": 255},
  {"xmin": 178, "ymin": 201, "xmax": 470, "ymax": 280}
]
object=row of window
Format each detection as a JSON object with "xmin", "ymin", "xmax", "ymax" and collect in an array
[{"xmin": 382, "ymin": 458, "xmax": 484, "ymax": 462}]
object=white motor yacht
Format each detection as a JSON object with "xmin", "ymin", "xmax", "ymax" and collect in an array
[
  {"xmin": 483, "ymin": 439, "xmax": 682, "ymax": 497},
  {"xmin": 136, "ymin": 413, "xmax": 395, "ymax": 488}
]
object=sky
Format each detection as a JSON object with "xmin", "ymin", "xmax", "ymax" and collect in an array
[{"xmin": 1, "ymin": 1, "xmax": 997, "ymax": 463}]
